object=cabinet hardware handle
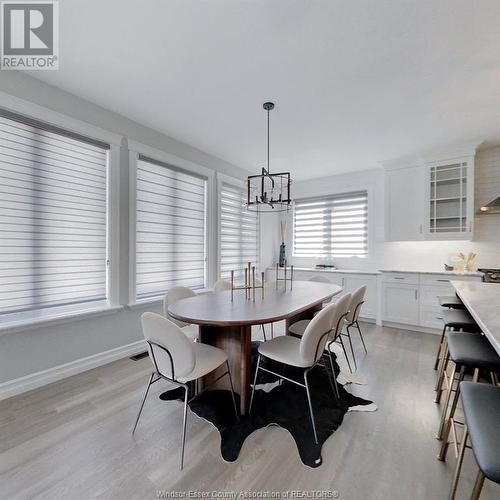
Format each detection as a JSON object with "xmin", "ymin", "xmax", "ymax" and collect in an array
[
  {"xmin": 436, "ymin": 317, "xmax": 443, "ymax": 320},
  {"xmin": 394, "ymin": 277, "xmax": 405, "ymax": 280},
  {"xmin": 437, "ymin": 279, "xmax": 449, "ymax": 282}
]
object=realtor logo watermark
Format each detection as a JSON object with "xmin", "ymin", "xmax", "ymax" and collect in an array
[{"xmin": 1, "ymin": 0, "xmax": 58, "ymax": 69}]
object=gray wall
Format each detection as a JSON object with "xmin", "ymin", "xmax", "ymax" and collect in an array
[{"xmin": 0, "ymin": 72, "xmax": 250, "ymax": 385}]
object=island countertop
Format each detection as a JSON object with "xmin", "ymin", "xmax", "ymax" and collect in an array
[{"xmin": 451, "ymin": 280, "xmax": 500, "ymax": 356}]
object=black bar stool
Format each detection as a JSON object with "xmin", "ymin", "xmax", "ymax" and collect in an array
[
  {"xmin": 444, "ymin": 382, "xmax": 500, "ymax": 500},
  {"xmin": 438, "ymin": 296, "xmax": 465, "ymax": 309},
  {"xmin": 435, "ymin": 332, "xmax": 500, "ymax": 441},
  {"xmin": 434, "ymin": 309, "xmax": 481, "ymax": 386},
  {"xmin": 433, "ymin": 296, "xmax": 467, "ymax": 371}
]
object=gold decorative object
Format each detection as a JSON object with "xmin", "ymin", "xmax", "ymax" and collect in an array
[
  {"xmin": 275, "ymin": 261, "xmax": 294, "ymax": 290},
  {"xmin": 230, "ymin": 263, "xmax": 264, "ymax": 302},
  {"xmin": 451, "ymin": 251, "xmax": 477, "ymax": 272}
]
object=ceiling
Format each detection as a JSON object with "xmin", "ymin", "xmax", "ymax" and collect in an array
[{"xmin": 28, "ymin": 0, "xmax": 500, "ymax": 180}]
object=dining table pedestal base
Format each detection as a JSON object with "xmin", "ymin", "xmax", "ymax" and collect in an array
[{"xmin": 199, "ymin": 324, "xmax": 252, "ymax": 415}]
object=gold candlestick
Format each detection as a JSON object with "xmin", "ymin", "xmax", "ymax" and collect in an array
[
  {"xmin": 252, "ymin": 266, "xmax": 256, "ymax": 301},
  {"xmin": 247, "ymin": 262, "xmax": 251, "ymax": 300}
]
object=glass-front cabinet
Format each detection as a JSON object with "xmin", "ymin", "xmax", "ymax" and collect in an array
[{"xmin": 425, "ymin": 157, "xmax": 474, "ymax": 239}]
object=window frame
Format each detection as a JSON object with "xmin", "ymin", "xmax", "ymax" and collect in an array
[
  {"xmin": 292, "ymin": 190, "xmax": 370, "ymax": 259},
  {"xmin": 128, "ymin": 141, "xmax": 215, "ymax": 305},
  {"xmin": 0, "ymin": 94, "xmax": 122, "ymax": 332},
  {"xmin": 217, "ymin": 173, "xmax": 261, "ymax": 280}
]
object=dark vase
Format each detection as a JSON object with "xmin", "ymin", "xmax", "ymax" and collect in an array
[{"xmin": 279, "ymin": 242, "xmax": 286, "ymax": 267}]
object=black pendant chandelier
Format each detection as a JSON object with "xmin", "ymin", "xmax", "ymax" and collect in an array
[{"xmin": 247, "ymin": 102, "xmax": 292, "ymax": 213}]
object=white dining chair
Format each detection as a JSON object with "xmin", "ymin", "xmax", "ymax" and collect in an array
[
  {"xmin": 288, "ymin": 292, "xmax": 354, "ymax": 373},
  {"xmin": 249, "ymin": 293, "xmax": 351, "ymax": 444},
  {"xmin": 213, "ymin": 279, "xmax": 232, "ymax": 293},
  {"xmin": 132, "ymin": 312, "xmax": 238, "ymax": 469},
  {"xmin": 163, "ymin": 286, "xmax": 199, "ymax": 341},
  {"xmin": 308, "ymin": 275, "xmax": 334, "ymax": 310},
  {"xmin": 343, "ymin": 285, "xmax": 368, "ymax": 370}
]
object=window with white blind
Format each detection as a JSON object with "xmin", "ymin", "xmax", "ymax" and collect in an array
[
  {"xmin": 219, "ymin": 182, "xmax": 259, "ymax": 279},
  {"xmin": 135, "ymin": 155, "xmax": 207, "ymax": 300},
  {"xmin": 0, "ymin": 110, "xmax": 109, "ymax": 321},
  {"xmin": 293, "ymin": 191, "xmax": 368, "ymax": 257}
]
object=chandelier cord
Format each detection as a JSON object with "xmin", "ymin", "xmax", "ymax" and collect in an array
[{"xmin": 267, "ymin": 107, "xmax": 270, "ymax": 173}]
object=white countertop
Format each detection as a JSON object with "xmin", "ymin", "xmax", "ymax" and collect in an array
[
  {"xmin": 379, "ymin": 269, "xmax": 483, "ymax": 277},
  {"xmin": 269, "ymin": 267, "xmax": 484, "ymax": 277},
  {"xmin": 271, "ymin": 267, "xmax": 380, "ymax": 275},
  {"xmin": 451, "ymin": 280, "xmax": 500, "ymax": 356}
]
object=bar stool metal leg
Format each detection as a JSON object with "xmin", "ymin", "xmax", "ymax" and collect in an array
[
  {"xmin": 438, "ymin": 367, "xmax": 479, "ymax": 461},
  {"xmin": 470, "ymin": 470, "xmax": 486, "ymax": 500},
  {"xmin": 434, "ymin": 324, "xmax": 448, "ymax": 370},
  {"xmin": 435, "ymin": 333, "xmax": 451, "ymax": 392},
  {"xmin": 447, "ymin": 425, "xmax": 469, "ymax": 500},
  {"xmin": 437, "ymin": 363, "xmax": 461, "ymax": 439},
  {"xmin": 435, "ymin": 348, "xmax": 450, "ymax": 402}
]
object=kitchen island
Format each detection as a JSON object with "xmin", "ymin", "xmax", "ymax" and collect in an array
[{"xmin": 451, "ymin": 280, "xmax": 500, "ymax": 355}]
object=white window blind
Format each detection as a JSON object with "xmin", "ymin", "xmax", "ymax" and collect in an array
[
  {"xmin": 219, "ymin": 182, "xmax": 259, "ymax": 279},
  {"xmin": 293, "ymin": 191, "xmax": 368, "ymax": 257},
  {"xmin": 0, "ymin": 110, "xmax": 109, "ymax": 318},
  {"xmin": 135, "ymin": 155, "xmax": 207, "ymax": 299}
]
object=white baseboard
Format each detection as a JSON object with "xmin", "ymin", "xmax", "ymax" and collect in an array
[
  {"xmin": 382, "ymin": 321, "xmax": 440, "ymax": 335},
  {"xmin": 0, "ymin": 339, "xmax": 146, "ymax": 401},
  {"xmin": 358, "ymin": 316, "xmax": 376, "ymax": 324}
]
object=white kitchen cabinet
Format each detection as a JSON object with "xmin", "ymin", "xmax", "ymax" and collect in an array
[
  {"xmin": 344, "ymin": 273, "xmax": 377, "ymax": 319},
  {"xmin": 381, "ymin": 271, "xmax": 483, "ymax": 331},
  {"xmin": 384, "ymin": 146, "xmax": 478, "ymax": 242},
  {"xmin": 424, "ymin": 157, "xmax": 474, "ymax": 239},
  {"xmin": 382, "ymin": 282, "xmax": 419, "ymax": 325},
  {"xmin": 385, "ymin": 166, "xmax": 425, "ymax": 241}
]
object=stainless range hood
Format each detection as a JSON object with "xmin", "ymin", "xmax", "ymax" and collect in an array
[{"xmin": 478, "ymin": 196, "xmax": 500, "ymax": 214}]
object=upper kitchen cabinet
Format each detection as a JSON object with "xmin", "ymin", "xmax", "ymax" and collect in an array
[
  {"xmin": 424, "ymin": 157, "xmax": 474, "ymax": 239},
  {"xmin": 384, "ymin": 144, "xmax": 480, "ymax": 241},
  {"xmin": 385, "ymin": 165, "xmax": 425, "ymax": 241}
]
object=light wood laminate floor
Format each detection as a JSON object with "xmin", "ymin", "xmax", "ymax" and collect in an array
[{"xmin": 1, "ymin": 324, "xmax": 498, "ymax": 500}]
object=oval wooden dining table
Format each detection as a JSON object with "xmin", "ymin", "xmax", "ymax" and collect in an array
[{"xmin": 168, "ymin": 281, "xmax": 343, "ymax": 414}]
